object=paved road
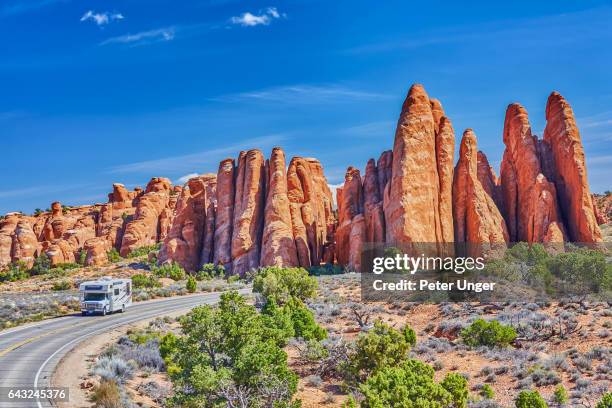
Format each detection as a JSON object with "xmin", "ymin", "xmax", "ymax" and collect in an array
[{"xmin": 0, "ymin": 289, "xmax": 250, "ymax": 407}]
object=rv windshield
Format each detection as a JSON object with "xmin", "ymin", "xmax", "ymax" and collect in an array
[{"xmin": 84, "ymin": 293, "xmax": 107, "ymax": 301}]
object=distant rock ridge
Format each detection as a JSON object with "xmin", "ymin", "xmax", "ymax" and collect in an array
[{"xmin": 0, "ymin": 84, "xmax": 603, "ymax": 272}]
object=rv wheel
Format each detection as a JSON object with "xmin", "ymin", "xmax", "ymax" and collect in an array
[
  {"xmin": 81, "ymin": 311, "xmax": 87, "ymax": 316},
  {"xmin": 121, "ymin": 304, "xmax": 125, "ymax": 313},
  {"xmin": 102, "ymin": 307, "xmax": 107, "ymax": 316}
]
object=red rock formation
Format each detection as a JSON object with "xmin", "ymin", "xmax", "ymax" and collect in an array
[
  {"xmin": 363, "ymin": 159, "xmax": 385, "ymax": 244},
  {"xmin": 336, "ymin": 167, "xmax": 364, "ymax": 268},
  {"xmin": 376, "ymin": 150, "xmax": 393, "ymax": 200},
  {"xmin": 159, "ymin": 175, "xmax": 216, "ymax": 272},
  {"xmin": 0, "ymin": 214, "xmax": 19, "ymax": 267},
  {"xmin": 120, "ymin": 178, "xmax": 172, "ymax": 256},
  {"xmin": 385, "ymin": 84, "xmax": 443, "ymax": 248},
  {"xmin": 231, "ymin": 150, "xmax": 266, "ymax": 275},
  {"xmin": 12, "ymin": 219, "xmax": 40, "ymax": 267},
  {"xmin": 287, "ymin": 157, "xmax": 334, "ymax": 268},
  {"xmin": 261, "ymin": 148, "xmax": 299, "ymax": 268},
  {"xmin": 436, "ymin": 116, "xmax": 455, "ymax": 244},
  {"xmin": 500, "ymin": 103, "xmax": 567, "ymax": 243},
  {"xmin": 453, "ymin": 129, "xmax": 509, "ymax": 256},
  {"xmin": 108, "ymin": 183, "xmax": 138, "ymax": 209},
  {"xmin": 543, "ymin": 92, "xmax": 602, "ymax": 243},
  {"xmin": 477, "ymin": 151, "xmax": 502, "ymax": 211},
  {"xmin": 83, "ymin": 237, "xmax": 109, "ymax": 266},
  {"xmin": 213, "ymin": 158, "xmax": 235, "ymax": 268},
  {"xmin": 593, "ymin": 194, "xmax": 611, "ymax": 225}
]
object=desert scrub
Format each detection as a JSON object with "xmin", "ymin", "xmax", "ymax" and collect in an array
[
  {"xmin": 92, "ymin": 355, "xmax": 135, "ymax": 384},
  {"xmin": 51, "ymin": 280, "xmax": 72, "ymax": 291},
  {"xmin": 131, "ymin": 273, "xmax": 161, "ymax": 289},
  {"xmin": 479, "ymin": 384, "xmax": 495, "ymax": 399},
  {"xmin": 186, "ymin": 275, "xmax": 197, "ymax": 293},
  {"xmin": 253, "ymin": 266, "xmax": 318, "ymax": 304},
  {"xmin": 107, "ymin": 248, "xmax": 122, "ymax": 263},
  {"xmin": 553, "ymin": 384, "xmax": 568, "ymax": 404},
  {"xmin": 0, "ymin": 292, "xmax": 79, "ymax": 329},
  {"xmin": 152, "ymin": 262, "xmax": 186, "ymax": 281},
  {"xmin": 196, "ymin": 263, "xmax": 226, "ymax": 280},
  {"xmin": 460, "ymin": 319, "xmax": 517, "ymax": 347},
  {"xmin": 90, "ymin": 380, "xmax": 122, "ymax": 408},
  {"xmin": 596, "ymin": 393, "xmax": 612, "ymax": 408},
  {"xmin": 359, "ymin": 360, "xmax": 468, "ymax": 408},
  {"xmin": 126, "ymin": 243, "xmax": 160, "ymax": 258},
  {"xmin": 515, "ymin": 390, "xmax": 547, "ymax": 408}
]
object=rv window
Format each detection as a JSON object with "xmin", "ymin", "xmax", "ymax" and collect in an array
[
  {"xmin": 114, "ymin": 289, "xmax": 119, "ymax": 295},
  {"xmin": 84, "ymin": 293, "xmax": 106, "ymax": 301}
]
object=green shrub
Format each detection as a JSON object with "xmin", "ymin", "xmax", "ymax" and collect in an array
[
  {"xmin": 186, "ymin": 275, "xmax": 197, "ymax": 293},
  {"xmin": 196, "ymin": 263, "xmax": 226, "ymax": 280},
  {"xmin": 553, "ymin": 384, "xmax": 568, "ymax": 404},
  {"xmin": 460, "ymin": 319, "xmax": 517, "ymax": 347},
  {"xmin": 596, "ymin": 393, "xmax": 612, "ymax": 408},
  {"xmin": 441, "ymin": 372, "xmax": 469, "ymax": 408},
  {"xmin": 52, "ymin": 280, "xmax": 72, "ymax": 291},
  {"xmin": 131, "ymin": 273, "xmax": 161, "ymax": 289},
  {"xmin": 56, "ymin": 262, "xmax": 80, "ymax": 270},
  {"xmin": 253, "ymin": 266, "xmax": 317, "ymax": 305},
  {"xmin": 343, "ymin": 321, "xmax": 414, "ymax": 384},
  {"xmin": 282, "ymin": 298, "xmax": 326, "ymax": 341},
  {"xmin": 153, "ymin": 262, "xmax": 186, "ymax": 281},
  {"xmin": 107, "ymin": 248, "xmax": 122, "ymax": 263},
  {"xmin": 480, "ymin": 383, "xmax": 495, "ymax": 399},
  {"xmin": 78, "ymin": 249, "xmax": 87, "ymax": 265},
  {"xmin": 515, "ymin": 390, "xmax": 548, "ymax": 408},
  {"xmin": 165, "ymin": 291, "xmax": 298, "ymax": 407},
  {"xmin": 308, "ymin": 263, "xmax": 344, "ymax": 276},
  {"xmin": 127, "ymin": 244, "xmax": 160, "ymax": 258},
  {"xmin": 0, "ymin": 261, "xmax": 29, "ymax": 282},
  {"xmin": 402, "ymin": 325, "xmax": 417, "ymax": 347},
  {"xmin": 29, "ymin": 253, "xmax": 51, "ymax": 275},
  {"xmin": 359, "ymin": 359, "xmax": 467, "ymax": 408},
  {"xmin": 547, "ymin": 248, "xmax": 611, "ymax": 294}
]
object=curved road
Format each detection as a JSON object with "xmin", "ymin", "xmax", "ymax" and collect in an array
[{"xmin": 0, "ymin": 289, "xmax": 250, "ymax": 407}]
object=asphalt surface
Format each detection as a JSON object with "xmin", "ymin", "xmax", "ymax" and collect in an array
[{"xmin": 0, "ymin": 289, "xmax": 250, "ymax": 407}]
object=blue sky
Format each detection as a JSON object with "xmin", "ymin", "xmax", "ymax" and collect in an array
[{"xmin": 1, "ymin": 0, "xmax": 611, "ymax": 214}]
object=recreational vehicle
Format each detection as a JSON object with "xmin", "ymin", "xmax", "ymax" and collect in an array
[{"xmin": 79, "ymin": 277, "xmax": 132, "ymax": 316}]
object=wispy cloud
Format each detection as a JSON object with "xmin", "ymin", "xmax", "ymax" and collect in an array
[
  {"xmin": 1, "ymin": 0, "xmax": 65, "ymax": 16},
  {"xmin": 108, "ymin": 134, "xmax": 285, "ymax": 174},
  {"xmin": 176, "ymin": 173, "xmax": 200, "ymax": 184},
  {"xmin": 230, "ymin": 7, "xmax": 284, "ymax": 27},
  {"xmin": 80, "ymin": 10, "xmax": 124, "ymax": 26},
  {"xmin": 215, "ymin": 84, "xmax": 389, "ymax": 104},
  {"xmin": 0, "ymin": 183, "xmax": 92, "ymax": 199},
  {"xmin": 100, "ymin": 27, "xmax": 176, "ymax": 46}
]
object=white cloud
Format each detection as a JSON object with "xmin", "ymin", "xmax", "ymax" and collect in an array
[
  {"xmin": 100, "ymin": 27, "xmax": 176, "ymax": 46},
  {"xmin": 176, "ymin": 173, "xmax": 200, "ymax": 184},
  {"xmin": 80, "ymin": 10, "xmax": 124, "ymax": 26},
  {"xmin": 230, "ymin": 7, "xmax": 284, "ymax": 27},
  {"xmin": 216, "ymin": 84, "xmax": 388, "ymax": 104}
]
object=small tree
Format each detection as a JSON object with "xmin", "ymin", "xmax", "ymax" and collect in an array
[
  {"xmin": 186, "ymin": 275, "xmax": 197, "ymax": 293},
  {"xmin": 253, "ymin": 266, "xmax": 317, "ymax": 305},
  {"xmin": 515, "ymin": 390, "xmax": 548, "ymax": 408},
  {"xmin": 553, "ymin": 385, "xmax": 568, "ymax": 405},
  {"xmin": 460, "ymin": 319, "xmax": 517, "ymax": 347}
]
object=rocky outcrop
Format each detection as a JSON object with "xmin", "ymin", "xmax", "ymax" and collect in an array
[
  {"xmin": 593, "ymin": 194, "xmax": 611, "ymax": 225},
  {"xmin": 12, "ymin": 219, "xmax": 40, "ymax": 267},
  {"xmin": 213, "ymin": 158, "xmax": 235, "ymax": 268},
  {"xmin": 543, "ymin": 92, "xmax": 602, "ymax": 243},
  {"xmin": 436, "ymin": 116, "xmax": 455, "ymax": 244},
  {"xmin": 336, "ymin": 167, "xmax": 364, "ymax": 269},
  {"xmin": 261, "ymin": 148, "xmax": 299, "ymax": 268},
  {"xmin": 231, "ymin": 150, "xmax": 266, "ymax": 275},
  {"xmin": 159, "ymin": 175, "xmax": 216, "ymax": 272},
  {"xmin": 0, "ymin": 214, "xmax": 19, "ymax": 267},
  {"xmin": 500, "ymin": 103, "xmax": 567, "ymax": 243},
  {"xmin": 287, "ymin": 157, "xmax": 334, "ymax": 268},
  {"xmin": 120, "ymin": 178, "xmax": 172, "ymax": 257},
  {"xmin": 453, "ymin": 130, "xmax": 509, "ymax": 256},
  {"xmin": 108, "ymin": 183, "xmax": 140, "ymax": 209}
]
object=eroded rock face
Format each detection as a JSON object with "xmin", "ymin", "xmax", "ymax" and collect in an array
[
  {"xmin": 120, "ymin": 178, "xmax": 172, "ymax": 256},
  {"xmin": 109, "ymin": 183, "xmax": 139, "ymax": 209},
  {"xmin": 500, "ymin": 103, "xmax": 567, "ymax": 243},
  {"xmin": 0, "ymin": 214, "xmax": 19, "ymax": 267},
  {"xmin": 336, "ymin": 167, "xmax": 363, "ymax": 268},
  {"xmin": 12, "ymin": 219, "xmax": 40, "ymax": 267},
  {"xmin": 84, "ymin": 237, "xmax": 109, "ymax": 266},
  {"xmin": 213, "ymin": 158, "xmax": 235, "ymax": 268},
  {"xmin": 436, "ymin": 116, "xmax": 455, "ymax": 244},
  {"xmin": 159, "ymin": 175, "xmax": 216, "ymax": 272},
  {"xmin": 231, "ymin": 150, "xmax": 266, "ymax": 275},
  {"xmin": 593, "ymin": 194, "xmax": 611, "ymax": 225},
  {"xmin": 453, "ymin": 130, "xmax": 509, "ymax": 256},
  {"xmin": 363, "ymin": 159, "xmax": 385, "ymax": 244},
  {"xmin": 477, "ymin": 151, "xmax": 502, "ymax": 210},
  {"xmin": 543, "ymin": 92, "xmax": 602, "ymax": 243},
  {"xmin": 261, "ymin": 148, "xmax": 299, "ymax": 268},
  {"xmin": 287, "ymin": 157, "xmax": 334, "ymax": 268}
]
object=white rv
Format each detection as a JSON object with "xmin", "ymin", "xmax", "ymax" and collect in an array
[{"xmin": 79, "ymin": 277, "xmax": 132, "ymax": 316}]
